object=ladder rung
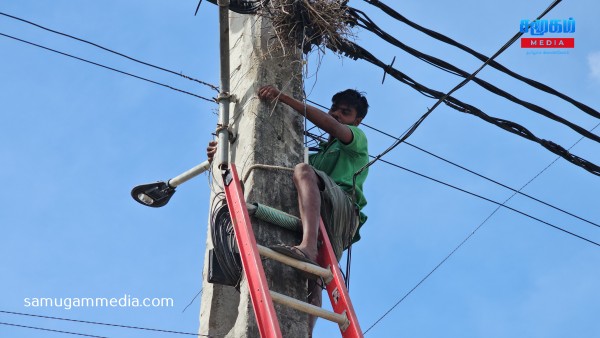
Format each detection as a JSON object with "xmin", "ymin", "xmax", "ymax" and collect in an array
[
  {"xmin": 269, "ymin": 291, "xmax": 350, "ymax": 331},
  {"xmin": 257, "ymin": 245, "xmax": 333, "ymax": 283}
]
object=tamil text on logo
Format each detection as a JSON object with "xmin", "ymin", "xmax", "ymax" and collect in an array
[{"xmin": 520, "ymin": 18, "xmax": 575, "ymax": 49}]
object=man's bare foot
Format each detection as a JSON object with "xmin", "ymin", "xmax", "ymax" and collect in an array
[
  {"xmin": 294, "ymin": 245, "xmax": 318, "ymax": 263},
  {"xmin": 270, "ymin": 244, "xmax": 318, "ymax": 264}
]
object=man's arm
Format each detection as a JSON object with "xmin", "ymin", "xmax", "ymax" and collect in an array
[
  {"xmin": 207, "ymin": 140, "xmax": 217, "ymax": 163},
  {"xmin": 258, "ymin": 85, "xmax": 354, "ymax": 144}
]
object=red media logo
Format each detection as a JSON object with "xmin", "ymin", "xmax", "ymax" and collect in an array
[{"xmin": 521, "ymin": 38, "xmax": 574, "ymax": 48}]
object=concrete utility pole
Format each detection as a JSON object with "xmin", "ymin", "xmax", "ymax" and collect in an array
[{"xmin": 199, "ymin": 4, "xmax": 307, "ymax": 338}]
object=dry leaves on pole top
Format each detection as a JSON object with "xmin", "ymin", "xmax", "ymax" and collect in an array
[{"xmin": 259, "ymin": 0, "xmax": 356, "ymax": 55}]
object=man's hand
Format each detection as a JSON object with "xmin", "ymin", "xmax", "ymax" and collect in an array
[
  {"xmin": 207, "ymin": 140, "xmax": 217, "ymax": 163},
  {"xmin": 258, "ymin": 85, "xmax": 281, "ymax": 102}
]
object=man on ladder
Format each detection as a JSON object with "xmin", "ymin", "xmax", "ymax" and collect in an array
[{"xmin": 207, "ymin": 84, "xmax": 370, "ymax": 336}]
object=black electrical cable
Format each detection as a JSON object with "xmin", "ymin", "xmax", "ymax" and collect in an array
[
  {"xmin": 361, "ymin": 0, "xmax": 600, "ymax": 121},
  {"xmin": 306, "ymin": 99, "xmax": 329, "ymax": 111},
  {"xmin": 306, "ymin": 96, "xmax": 599, "ymax": 333},
  {"xmin": 365, "ymin": 153, "xmax": 600, "ymax": 334},
  {"xmin": 306, "ymin": 97, "xmax": 600, "ymax": 229},
  {"xmin": 347, "ymin": 0, "xmax": 565, "ymax": 180},
  {"xmin": 332, "ymin": 38, "xmax": 600, "ymax": 177},
  {"xmin": 361, "ymin": 217, "xmax": 479, "ymax": 335},
  {"xmin": 195, "ymin": 0, "xmax": 204, "ymax": 15},
  {"xmin": 362, "ymin": 120, "xmax": 600, "ymax": 335},
  {"xmin": 182, "ymin": 288, "xmax": 203, "ymax": 313},
  {"xmin": 306, "ymin": 101, "xmax": 600, "ymax": 277},
  {"xmin": 210, "ymin": 197, "xmax": 243, "ymax": 288},
  {"xmin": 304, "ymin": 130, "xmax": 326, "ymax": 143},
  {"xmin": 371, "ymin": 155, "xmax": 600, "ymax": 247},
  {"xmin": 348, "ymin": 7, "xmax": 600, "ymax": 144},
  {"xmin": 0, "ymin": 321, "xmax": 109, "ymax": 338},
  {"xmin": 0, "ymin": 310, "xmax": 219, "ymax": 337},
  {"xmin": 360, "ymin": 123, "xmax": 600, "ymax": 229},
  {"xmin": 361, "ymin": 153, "xmax": 600, "ymax": 335},
  {"xmin": 0, "ymin": 32, "xmax": 216, "ymax": 103},
  {"xmin": 303, "ymin": 132, "xmax": 322, "ymax": 149},
  {"xmin": 0, "ymin": 12, "xmax": 219, "ymax": 92}
]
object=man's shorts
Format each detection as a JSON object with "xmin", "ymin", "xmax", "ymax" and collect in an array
[{"xmin": 312, "ymin": 168, "xmax": 359, "ymax": 261}]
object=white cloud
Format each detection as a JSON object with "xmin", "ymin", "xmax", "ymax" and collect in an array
[{"xmin": 588, "ymin": 51, "xmax": 600, "ymax": 80}]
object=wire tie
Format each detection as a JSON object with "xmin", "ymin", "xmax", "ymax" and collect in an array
[
  {"xmin": 215, "ymin": 124, "xmax": 228, "ymax": 134},
  {"xmin": 214, "ymin": 124, "xmax": 237, "ymax": 143},
  {"xmin": 216, "ymin": 92, "xmax": 236, "ymax": 103},
  {"xmin": 381, "ymin": 56, "xmax": 396, "ymax": 84}
]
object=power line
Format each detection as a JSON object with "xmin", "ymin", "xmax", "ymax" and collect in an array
[
  {"xmin": 332, "ymin": 38, "xmax": 600, "ymax": 176},
  {"xmin": 306, "ymin": 98, "xmax": 600, "ymax": 230},
  {"xmin": 4, "ymin": 3, "xmax": 593, "ymax": 336},
  {"xmin": 182, "ymin": 288, "xmax": 203, "ymax": 313},
  {"xmin": 332, "ymin": 1, "xmax": 600, "ymax": 177},
  {"xmin": 360, "ymin": 0, "xmax": 600, "ymax": 121},
  {"xmin": 303, "ymin": 123, "xmax": 599, "ymax": 244},
  {"xmin": 0, "ymin": 310, "xmax": 218, "ymax": 337},
  {"xmin": 0, "ymin": 321, "xmax": 108, "ymax": 338},
  {"xmin": 371, "ymin": 155, "xmax": 600, "ymax": 247},
  {"xmin": 8, "ymin": 2, "xmax": 590, "ymax": 227},
  {"xmin": 306, "ymin": 99, "xmax": 330, "ymax": 111},
  {"xmin": 0, "ymin": 32, "xmax": 216, "ymax": 103},
  {"xmin": 195, "ymin": 0, "xmax": 203, "ymax": 16},
  {"xmin": 363, "ymin": 152, "xmax": 599, "ymax": 335},
  {"xmin": 362, "ymin": 122, "xmax": 600, "ymax": 335},
  {"xmin": 361, "ymin": 215, "xmax": 480, "ymax": 335},
  {"xmin": 305, "ymin": 103, "xmax": 600, "ymax": 334},
  {"xmin": 307, "ymin": 94, "xmax": 599, "ymax": 334},
  {"xmin": 360, "ymin": 123, "xmax": 600, "ymax": 229},
  {"xmin": 348, "ymin": 7, "xmax": 600, "ymax": 144},
  {"xmin": 0, "ymin": 11, "xmax": 219, "ymax": 92},
  {"xmin": 348, "ymin": 0, "xmax": 564, "ymax": 178}
]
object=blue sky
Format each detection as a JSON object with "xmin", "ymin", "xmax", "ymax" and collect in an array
[{"xmin": 1, "ymin": 1, "xmax": 598, "ymax": 337}]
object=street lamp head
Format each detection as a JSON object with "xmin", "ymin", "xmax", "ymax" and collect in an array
[{"xmin": 131, "ymin": 181, "xmax": 176, "ymax": 208}]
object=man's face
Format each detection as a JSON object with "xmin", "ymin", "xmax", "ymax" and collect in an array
[{"xmin": 329, "ymin": 102, "xmax": 363, "ymax": 126}]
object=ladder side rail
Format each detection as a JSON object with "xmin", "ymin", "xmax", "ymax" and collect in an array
[
  {"xmin": 318, "ymin": 219, "xmax": 364, "ymax": 338},
  {"xmin": 223, "ymin": 165, "xmax": 283, "ymax": 338}
]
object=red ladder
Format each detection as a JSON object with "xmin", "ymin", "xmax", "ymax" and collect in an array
[{"xmin": 222, "ymin": 164, "xmax": 363, "ymax": 338}]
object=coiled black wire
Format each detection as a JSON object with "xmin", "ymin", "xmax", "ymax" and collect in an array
[{"xmin": 210, "ymin": 198, "xmax": 243, "ymax": 289}]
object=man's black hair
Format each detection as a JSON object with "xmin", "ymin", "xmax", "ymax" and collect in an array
[{"xmin": 331, "ymin": 89, "xmax": 369, "ymax": 119}]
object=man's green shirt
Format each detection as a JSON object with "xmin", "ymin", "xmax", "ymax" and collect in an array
[{"xmin": 309, "ymin": 125, "xmax": 369, "ymax": 243}]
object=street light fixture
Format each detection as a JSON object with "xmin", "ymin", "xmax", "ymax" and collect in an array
[
  {"xmin": 131, "ymin": 181, "xmax": 176, "ymax": 208},
  {"xmin": 131, "ymin": 159, "xmax": 211, "ymax": 208}
]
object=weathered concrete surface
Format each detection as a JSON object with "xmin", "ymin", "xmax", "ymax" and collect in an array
[{"xmin": 199, "ymin": 11, "xmax": 307, "ymax": 338}]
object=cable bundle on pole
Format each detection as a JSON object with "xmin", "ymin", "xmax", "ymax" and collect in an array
[{"xmin": 211, "ymin": 201, "xmax": 243, "ymax": 288}]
